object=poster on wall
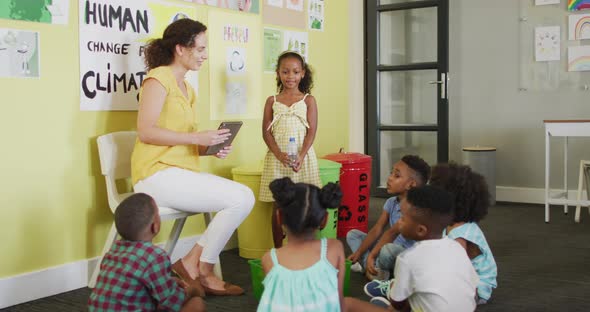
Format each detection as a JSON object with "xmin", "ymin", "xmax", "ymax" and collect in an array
[
  {"xmin": 535, "ymin": 26, "xmax": 560, "ymax": 61},
  {"xmin": 208, "ymin": 10, "xmax": 261, "ymax": 119},
  {"xmin": 0, "ymin": 0, "xmax": 70, "ymax": 25},
  {"xmin": 0, "ymin": 28, "xmax": 40, "ymax": 78},
  {"xmin": 263, "ymin": 0, "xmax": 305, "ymax": 29},
  {"xmin": 283, "ymin": 30, "xmax": 308, "ymax": 61},
  {"xmin": 567, "ymin": 45, "xmax": 590, "ymax": 71},
  {"xmin": 535, "ymin": 0, "xmax": 560, "ymax": 5},
  {"xmin": 263, "ymin": 27, "xmax": 283, "ymax": 72},
  {"xmin": 308, "ymin": 0, "xmax": 324, "ymax": 31},
  {"xmin": 185, "ymin": 0, "xmax": 259, "ymax": 13},
  {"xmin": 568, "ymin": 14, "xmax": 590, "ymax": 40},
  {"xmin": 568, "ymin": 0, "xmax": 590, "ymax": 11},
  {"xmin": 79, "ymin": 0, "xmax": 197, "ymax": 111}
]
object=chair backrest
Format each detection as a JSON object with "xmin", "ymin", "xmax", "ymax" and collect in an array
[{"xmin": 97, "ymin": 131, "xmax": 137, "ymax": 211}]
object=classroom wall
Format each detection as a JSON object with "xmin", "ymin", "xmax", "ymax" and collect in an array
[
  {"xmin": 448, "ymin": 0, "xmax": 590, "ymax": 190},
  {"xmin": 0, "ymin": 0, "xmax": 350, "ymax": 279}
]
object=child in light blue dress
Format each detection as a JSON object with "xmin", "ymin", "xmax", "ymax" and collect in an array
[{"xmin": 257, "ymin": 177, "xmax": 345, "ymax": 312}]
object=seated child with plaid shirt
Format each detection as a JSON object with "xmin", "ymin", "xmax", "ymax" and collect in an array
[{"xmin": 89, "ymin": 193, "xmax": 205, "ymax": 312}]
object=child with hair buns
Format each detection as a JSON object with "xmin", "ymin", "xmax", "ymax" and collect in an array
[{"xmin": 257, "ymin": 177, "xmax": 345, "ymax": 312}]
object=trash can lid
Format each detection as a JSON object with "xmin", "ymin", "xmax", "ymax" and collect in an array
[
  {"xmin": 323, "ymin": 152, "xmax": 372, "ymax": 165},
  {"xmin": 231, "ymin": 161, "xmax": 264, "ymax": 175},
  {"xmin": 462, "ymin": 146, "xmax": 496, "ymax": 152},
  {"xmin": 318, "ymin": 158, "xmax": 342, "ymax": 169}
]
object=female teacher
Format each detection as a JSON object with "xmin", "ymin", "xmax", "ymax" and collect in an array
[{"xmin": 131, "ymin": 18, "xmax": 254, "ymax": 296}]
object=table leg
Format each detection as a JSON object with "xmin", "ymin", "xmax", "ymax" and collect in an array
[
  {"xmin": 564, "ymin": 137, "xmax": 568, "ymax": 214},
  {"xmin": 545, "ymin": 130, "xmax": 550, "ymax": 223}
]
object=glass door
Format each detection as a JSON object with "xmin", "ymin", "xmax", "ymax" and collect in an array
[{"xmin": 366, "ymin": 0, "xmax": 449, "ymax": 196}]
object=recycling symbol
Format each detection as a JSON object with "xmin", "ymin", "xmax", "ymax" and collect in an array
[{"xmin": 338, "ymin": 205, "xmax": 352, "ymax": 222}]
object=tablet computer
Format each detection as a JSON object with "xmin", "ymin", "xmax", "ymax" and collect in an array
[{"xmin": 204, "ymin": 121, "xmax": 243, "ymax": 155}]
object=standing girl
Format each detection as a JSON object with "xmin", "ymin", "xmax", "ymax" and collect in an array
[
  {"xmin": 260, "ymin": 51, "xmax": 322, "ymax": 248},
  {"xmin": 258, "ymin": 177, "xmax": 345, "ymax": 312}
]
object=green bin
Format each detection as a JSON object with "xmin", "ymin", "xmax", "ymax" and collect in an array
[
  {"xmin": 318, "ymin": 159, "xmax": 342, "ymax": 239},
  {"xmin": 248, "ymin": 258, "xmax": 352, "ymax": 300},
  {"xmin": 232, "ymin": 162, "xmax": 273, "ymax": 259}
]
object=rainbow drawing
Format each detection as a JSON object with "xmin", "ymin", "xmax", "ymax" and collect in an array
[
  {"xmin": 568, "ymin": 46, "xmax": 590, "ymax": 71},
  {"xmin": 569, "ymin": 14, "xmax": 590, "ymax": 39},
  {"xmin": 568, "ymin": 0, "xmax": 590, "ymax": 11}
]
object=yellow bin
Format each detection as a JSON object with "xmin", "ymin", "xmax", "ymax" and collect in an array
[{"xmin": 232, "ymin": 162, "xmax": 273, "ymax": 259}]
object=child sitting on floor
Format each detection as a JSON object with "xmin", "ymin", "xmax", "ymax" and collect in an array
[
  {"xmin": 430, "ymin": 162, "xmax": 498, "ymax": 305},
  {"xmin": 346, "ymin": 155, "xmax": 430, "ymax": 280},
  {"xmin": 89, "ymin": 193, "xmax": 205, "ymax": 312},
  {"xmin": 347, "ymin": 185, "xmax": 479, "ymax": 312},
  {"xmin": 257, "ymin": 177, "xmax": 345, "ymax": 312}
]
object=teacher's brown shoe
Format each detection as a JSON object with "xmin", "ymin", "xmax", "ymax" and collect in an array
[{"xmin": 171, "ymin": 260, "xmax": 206, "ymax": 298}]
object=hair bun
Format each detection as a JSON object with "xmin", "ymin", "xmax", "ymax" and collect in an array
[
  {"xmin": 319, "ymin": 182, "xmax": 343, "ymax": 208},
  {"xmin": 270, "ymin": 177, "xmax": 297, "ymax": 206}
]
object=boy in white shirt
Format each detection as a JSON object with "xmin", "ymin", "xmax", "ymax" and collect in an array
[{"xmin": 344, "ymin": 185, "xmax": 479, "ymax": 312}]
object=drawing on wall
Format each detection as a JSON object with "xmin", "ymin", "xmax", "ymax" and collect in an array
[
  {"xmin": 267, "ymin": 0, "xmax": 283, "ymax": 7},
  {"xmin": 535, "ymin": 26, "xmax": 560, "ymax": 61},
  {"xmin": 190, "ymin": 0, "xmax": 259, "ymax": 13},
  {"xmin": 568, "ymin": 0, "xmax": 590, "ymax": 11},
  {"xmin": 264, "ymin": 28, "xmax": 282, "ymax": 72},
  {"xmin": 308, "ymin": 0, "xmax": 324, "ymax": 31},
  {"xmin": 0, "ymin": 0, "xmax": 69, "ymax": 24},
  {"xmin": 0, "ymin": 28, "xmax": 40, "ymax": 78},
  {"xmin": 227, "ymin": 47, "xmax": 246, "ymax": 76},
  {"xmin": 285, "ymin": 0, "xmax": 303, "ymax": 11},
  {"xmin": 283, "ymin": 30, "xmax": 308, "ymax": 61},
  {"xmin": 535, "ymin": 0, "xmax": 560, "ymax": 5},
  {"xmin": 226, "ymin": 82, "xmax": 247, "ymax": 114},
  {"xmin": 567, "ymin": 45, "xmax": 590, "ymax": 71},
  {"xmin": 224, "ymin": 24, "xmax": 249, "ymax": 43},
  {"xmin": 568, "ymin": 14, "xmax": 590, "ymax": 40}
]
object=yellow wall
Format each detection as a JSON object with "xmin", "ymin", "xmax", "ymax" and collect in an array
[{"xmin": 0, "ymin": 0, "xmax": 349, "ymax": 278}]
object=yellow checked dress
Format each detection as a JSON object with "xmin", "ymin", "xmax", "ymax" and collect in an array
[{"xmin": 259, "ymin": 94, "xmax": 321, "ymax": 202}]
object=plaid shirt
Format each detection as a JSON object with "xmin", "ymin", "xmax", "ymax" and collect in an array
[{"xmin": 89, "ymin": 240, "xmax": 186, "ymax": 311}]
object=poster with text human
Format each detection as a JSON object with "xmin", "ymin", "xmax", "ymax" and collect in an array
[
  {"xmin": 308, "ymin": 0, "xmax": 324, "ymax": 31},
  {"xmin": 264, "ymin": 28, "xmax": 283, "ymax": 73},
  {"xmin": 0, "ymin": 0, "xmax": 70, "ymax": 25},
  {"xmin": 0, "ymin": 28, "xmax": 40, "ymax": 78},
  {"xmin": 535, "ymin": 0, "xmax": 560, "ymax": 5},
  {"xmin": 185, "ymin": 0, "xmax": 259, "ymax": 13},
  {"xmin": 568, "ymin": 14, "xmax": 590, "ymax": 40},
  {"xmin": 208, "ymin": 10, "xmax": 261, "ymax": 119},
  {"xmin": 568, "ymin": 0, "xmax": 590, "ymax": 11},
  {"xmin": 535, "ymin": 26, "xmax": 560, "ymax": 61},
  {"xmin": 568, "ymin": 45, "xmax": 590, "ymax": 71},
  {"xmin": 283, "ymin": 30, "xmax": 308, "ymax": 61},
  {"xmin": 263, "ymin": 0, "xmax": 305, "ymax": 29},
  {"xmin": 79, "ymin": 0, "xmax": 197, "ymax": 111}
]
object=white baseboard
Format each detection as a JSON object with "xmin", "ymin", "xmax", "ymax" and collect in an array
[
  {"xmin": 496, "ymin": 186, "xmax": 587, "ymax": 205},
  {"xmin": 0, "ymin": 234, "xmax": 238, "ymax": 309}
]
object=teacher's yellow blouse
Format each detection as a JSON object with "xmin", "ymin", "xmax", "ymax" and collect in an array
[{"xmin": 131, "ymin": 66, "xmax": 199, "ymax": 185}]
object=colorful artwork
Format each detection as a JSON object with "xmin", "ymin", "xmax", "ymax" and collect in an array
[
  {"xmin": 0, "ymin": 0, "xmax": 69, "ymax": 24},
  {"xmin": 567, "ymin": 45, "xmax": 590, "ymax": 71},
  {"xmin": 535, "ymin": 26, "xmax": 560, "ymax": 61},
  {"xmin": 308, "ymin": 0, "xmax": 324, "ymax": 31},
  {"xmin": 568, "ymin": 0, "xmax": 590, "ymax": 11},
  {"xmin": 285, "ymin": 0, "xmax": 303, "ymax": 11},
  {"xmin": 283, "ymin": 30, "xmax": 308, "ymax": 61},
  {"xmin": 191, "ymin": 0, "xmax": 259, "ymax": 13},
  {"xmin": 569, "ymin": 14, "xmax": 590, "ymax": 39},
  {"xmin": 263, "ymin": 28, "xmax": 282, "ymax": 72},
  {"xmin": 0, "ymin": 28, "xmax": 40, "ymax": 78}
]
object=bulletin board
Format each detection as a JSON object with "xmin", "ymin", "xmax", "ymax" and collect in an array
[{"xmin": 519, "ymin": 0, "xmax": 590, "ymax": 91}]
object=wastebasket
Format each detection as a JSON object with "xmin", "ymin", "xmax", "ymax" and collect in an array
[
  {"xmin": 322, "ymin": 152, "xmax": 372, "ymax": 238},
  {"xmin": 232, "ymin": 162, "xmax": 273, "ymax": 259},
  {"xmin": 463, "ymin": 146, "xmax": 496, "ymax": 205},
  {"xmin": 317, "ymin": 159, "xmax": 342, "ymax": 239}
]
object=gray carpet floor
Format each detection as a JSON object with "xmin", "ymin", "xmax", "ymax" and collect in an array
[{"xmin": 3, "ymin": 199, "xmax": 590, "ymax": 311}]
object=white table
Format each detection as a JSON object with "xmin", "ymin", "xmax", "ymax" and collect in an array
[{"xmin": 544, "ymin": 120, "xmax": 590, "ymax": 223}]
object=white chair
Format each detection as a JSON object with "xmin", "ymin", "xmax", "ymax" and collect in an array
[
  {"xmin": 89, "ymin": 131, "xmax": 221, "ymax": 288},
  {"xmin": 575, "ymin": 160, "xmax": 590, "ymax": 223}
]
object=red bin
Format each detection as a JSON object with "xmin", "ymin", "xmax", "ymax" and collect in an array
[{"xmin": 322, "ymin": 152, "xmax": 372, "ymax": 238}]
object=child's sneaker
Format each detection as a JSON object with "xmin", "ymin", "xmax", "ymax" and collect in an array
[
  {"xmin": 370, "ymin": 296, "xmax": 392, "ymax": 308},
  {"xmin": 364, "ymin": 279, "xmax": 393, "ymax": 298},
  {"xmin": 350, "ymin": 262, "xmax": 364, "ymax": 273}
]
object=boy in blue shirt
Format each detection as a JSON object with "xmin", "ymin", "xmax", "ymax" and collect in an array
[{"xmin": 346, "ymin": 155, "xmax": 430, "ymax": 281}]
